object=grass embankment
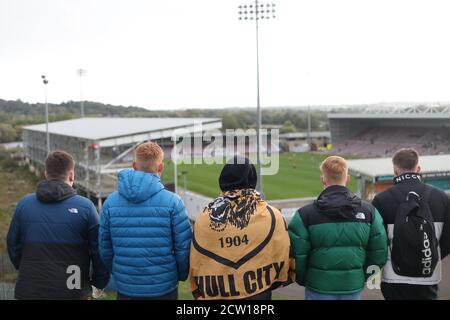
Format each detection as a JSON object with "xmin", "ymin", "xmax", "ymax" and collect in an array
[
  {"xmin": 0, "ymin": 149, "xmax": 40, "ymax": 282},
  {"xmin": 0, "ymin": 149, "xmax": 40, "ymax": 251}
]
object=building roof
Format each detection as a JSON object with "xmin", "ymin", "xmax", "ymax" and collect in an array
[
  {"xmin": 328, "ymin": 113, "xmax": 450, "ymax": 120},
  {"xmin": 347, "ymin": 154, "xmax": 450, "ymax": 178},
  {"xmin": 279, "ymin": 131, "xmax": 330, "ymax": 139},
  {"xmin": 23, "ymin": 117, "xmax": 222, "ymax": 141}
]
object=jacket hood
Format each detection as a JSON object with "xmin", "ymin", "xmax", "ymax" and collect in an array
[
  {"xmin": 314, "ymin": 185, "xmax": 361, "ymax": 219},
  {"xmin": 36, "ymin": 180, "xmax": 76, "ymax": 203},
  {"xmin": 118, "ymin": 169, "xmax": 164, "ymax": 203}
]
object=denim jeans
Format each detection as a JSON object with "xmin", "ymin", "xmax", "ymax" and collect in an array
[{"xmin": 305, "ymin": 288, "xmax": 361, "ymax": 300}]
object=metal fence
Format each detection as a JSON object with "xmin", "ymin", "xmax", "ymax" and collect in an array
[
  {"xmin": 0, "ymin": 250, "xmax": 16, "ymax": 300},
  {"xmin": 0, "ymin": 282, "xmax": 14, "ymax": 300},
  {"xmin": 182, "ymin": 189, "xmax": 314, "ymax": 224}
]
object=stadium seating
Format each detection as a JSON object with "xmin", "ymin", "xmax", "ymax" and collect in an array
[{"xmin": 333, "ymin": 126, "xmax": 450, "ymax": 157}]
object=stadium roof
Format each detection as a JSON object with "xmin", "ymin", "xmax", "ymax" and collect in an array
[
  {"xmin": 23, "ymin": 117, "xmax": 222, "ymax": 141},
  {"xmin": 328, "ymin": 113, "xmax": 450, "ymax": 120},
  {"xmin": 279, "ymin": 131, "xmax": 330, "ymax": 139},
  {"xmin": 347, "ymin": 154, "xmax": 450, "ymax": 178}
]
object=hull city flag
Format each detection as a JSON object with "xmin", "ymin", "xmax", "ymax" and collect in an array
[{"xmin": 189, "ymin": 189, "xmax": 295, "ymax": 300}]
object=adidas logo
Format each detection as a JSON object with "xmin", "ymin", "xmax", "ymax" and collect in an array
[
  {"xmin": 68, "ymin": 208, "xmax": 78, "ymax": 214},
  {"xmin": 355, "ymin": 212, "xmax": 366, "ymax": 220}
]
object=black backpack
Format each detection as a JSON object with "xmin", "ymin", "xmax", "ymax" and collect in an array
[{"xmin": 389, "ymin": 185, "xmax": 439, "ymax": 277}]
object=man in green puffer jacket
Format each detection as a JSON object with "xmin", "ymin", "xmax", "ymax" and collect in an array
[{"xmin": 288, "ymin": 156, "xmax": 388, "ymax": 300}]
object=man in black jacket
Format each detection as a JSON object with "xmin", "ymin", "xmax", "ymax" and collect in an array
[
  {"xmin": 372, "ymin": 148, "xmax": 450, "ymax": 300},
  {"xmin": 7, "ymin": 150, "xmax": 110, "ymax": 299}
]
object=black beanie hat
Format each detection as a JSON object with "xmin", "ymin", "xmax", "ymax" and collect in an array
[{"xmin": 219, "ymin": 156, "xmax": 257, "ymax": 192}]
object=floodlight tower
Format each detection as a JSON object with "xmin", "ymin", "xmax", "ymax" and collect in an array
[
  {"xmin": 238, "ymin": 1, "xmax": 276, "ymax": 194},
  {"xmin": 77, "ymin": 68, "xmax": 87, "ymax": 117},
  {"xmin": 41, "ymin": 75, "xmax": 50, "ymax": 154}
]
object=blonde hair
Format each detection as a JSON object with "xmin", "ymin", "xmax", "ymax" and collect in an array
[
  {"xmin": 134, "ymin": 142, "xmax": 164, "ymax": 173},
  {"xmin": 320, "ymin": 156, "xmax": 348, "ymax": 184}
]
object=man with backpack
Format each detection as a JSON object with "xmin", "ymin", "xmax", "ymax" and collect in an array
[
  {"xmin": 372, "ymin": 148, "xmax": 450, "ymax": 300},
  {"xmin": 289, "ymin": 156, "xmax": 388, "ymax": 300}
]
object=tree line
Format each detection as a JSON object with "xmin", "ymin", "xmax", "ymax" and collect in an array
[{"xmin": 0, "ymin": 99, "xmax": 331, "ymax": 143}]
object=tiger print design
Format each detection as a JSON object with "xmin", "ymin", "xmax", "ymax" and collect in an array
[{"xmin": 207, "ymin": 189, "xmax": 263, "ymax": 232}]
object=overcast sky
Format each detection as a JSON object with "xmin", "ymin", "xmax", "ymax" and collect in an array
[{"xmin": 2, "ymin": 0, "xmax": 450, "ymax": 109}]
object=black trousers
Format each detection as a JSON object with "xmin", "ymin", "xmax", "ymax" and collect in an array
[
  {"xmin": 117, "ymin": 289, "xmax": 178, "ymax": 300},
  {"xmin": 381, "ymin": 282, "xmax": 438, "ymax": 300}
]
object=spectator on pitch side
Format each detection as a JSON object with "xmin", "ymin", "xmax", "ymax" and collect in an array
[
  {"xmin": 7, "ymin": 150, "xmax": 109, "ymax": 299},
  {"xmin": 372, "ymin": 148, "xmax": 450, "ymax": 300},
  {"xmin": 189, "ymin": 156, "xmax": 294, "ymax": 300},
  {"xmin": 99, "ymin": 142, "xmax": 191, "ymax": 300},
  {"xmin": 289, "ymin": 155, "xmax": 388, "ymax": 300}
]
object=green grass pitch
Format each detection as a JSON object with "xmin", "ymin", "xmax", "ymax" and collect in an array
[{"xmin": 162, "ymin": 152, "xmax": 357, "ymax": 200}]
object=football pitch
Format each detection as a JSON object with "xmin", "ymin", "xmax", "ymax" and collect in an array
[{"xmin": 163, "ymin": 152, "xmax": 357, "ymax": 200}]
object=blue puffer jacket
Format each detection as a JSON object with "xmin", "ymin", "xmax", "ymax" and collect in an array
[{"xmin": 99, "ymin": 169, "xmax": 192, "ymax": 297}]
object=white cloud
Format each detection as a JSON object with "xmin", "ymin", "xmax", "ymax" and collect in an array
[{"xmin": 1, "ymin": 0, "xmax": 450, "ymax": 109}]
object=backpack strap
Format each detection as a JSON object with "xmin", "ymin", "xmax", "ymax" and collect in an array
[
  {"xmin": 418, "ymin": 184, "xmax": 436, "ymax": 234},
  {"xmin": 388, "ymin": 182, "xmax": 432, "ymax": 203}
]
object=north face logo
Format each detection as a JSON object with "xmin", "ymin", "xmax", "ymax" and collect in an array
[
  {"xmin": 355, "ymin": 212, "xmax": 366, "ymax": 220},
  {"xmin": 68, "ymin": 208, "xmax": 78, "ymax": 214}
]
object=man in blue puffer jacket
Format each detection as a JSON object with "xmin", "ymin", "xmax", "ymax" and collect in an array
[{"xmin": 99, "ymin": 142, "xmax": 192, "ymax": 299}]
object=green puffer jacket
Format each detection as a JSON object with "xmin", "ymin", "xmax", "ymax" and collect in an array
[{"xmin": 288, "ymin": 185, "xmax": 388, "ymax": 294}]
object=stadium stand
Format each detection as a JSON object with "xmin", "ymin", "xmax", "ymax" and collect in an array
[
  {"xmin": 333, "ymin": 126, "xmax": 450, "ymax": 157},
  {"xmin": 329, "ymin": 108, "xmax": 450, "ymax": 157}
]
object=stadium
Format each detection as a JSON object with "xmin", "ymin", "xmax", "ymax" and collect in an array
[
  {"xmin": 327, "ymin": 105, "xmax": 450, "ymax": 202},
  {"xmin": 4, "ymin": 105, "xmax": 448, "ymax": 300},
  {"xmin": 19, "ymin": 105, "xmax": 450, "ymax": 215},
  {"xmin": 4, "ymin": 0, "xmax": 450, "ymax": 304},
  {"xmin": 329, "ymin": 105, "xmax": 450, "ymax": 158},
  {"xmin": 21, "ymin": 117, "xmax": 222, "ymax": 209},
  {"xmin": 19, "ymin": 106, "xmax": 450, "ymax": 203}
]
